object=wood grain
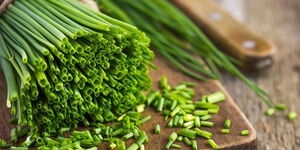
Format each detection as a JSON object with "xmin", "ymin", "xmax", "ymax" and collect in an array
[
  {"xmin": 173, "ymin": 0, "xmax": 276, "ymax": 70},
  {"xmin": 218, "ymin": 0, "xmax": 300, "ymax": 150},
  {"xmin": 0, "ymin": 55, "xmax": 257, "ymax": 149}
]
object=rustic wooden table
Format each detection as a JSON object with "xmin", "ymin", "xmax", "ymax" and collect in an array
[{"xmin": 220, "ymin": 0, "xmax": 300, "ymax": 149}]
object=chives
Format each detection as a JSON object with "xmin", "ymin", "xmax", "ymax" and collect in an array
[
  {"xmin": 200, "ymin": 121, "xmax": 214, "ymax": 127},
  {"xmin": 240, "ymin": 130, "xmax": 250, "ymax": 136},
  {"xmin": 207, "ymin": 92, "xmax": 225, "ymax": 104},
  {"xmin": 178, "ymin": 129, "xmax": 197, "ymax": 139},
  {"xmin": 200, "ymin": 115, "xmax": 212, "ymax": 121},
  {"xmin": 224, "ymin": 119, "xmax": 231, "ymax": 129},
  {"xmin": 220, "ymin": 129, "xmax": 230, "ymax": 134},
  {"xmin": 154, "ymin": 124, "xmax": 160, "ymax": 134},
  {"xmin": 176, "ymin": 136, "xmax": 183, "ymax": 142},
  {"xmin": 193, "ymin": 110, "xmax": 208, "ymax": 116},
  {"xmin": 183, "ymin": 137, "xmax": 192, "ymax": 146},
  {"xmin": 207, "ymin": 139, "xmax": 219, "ymax": 149},
  {"xmin": 265, "ymin": 108, "xmax": 276, "ymax": 116},
  {"xmin": 192, "ymin": 140, "xmax": 198, "ymax": 150},
  {"xmin": 171, "ymin": 144, "xmax": 181, "ymax": 149},
  {"xmin": 288, "ymin": 112, "xmax": 297, "ymax": 120},
  {"xmin": 275, "ymin": 104, "xmax": 287, "ymax": 110},
  {"xmin": 183, "ymin": 114, "xmax": 195, "ymax": 122},
  {"xmin": 169, "ymin": 132, "xmax": 178, "ymax": 141}
]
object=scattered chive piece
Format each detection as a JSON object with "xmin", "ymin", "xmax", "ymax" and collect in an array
[
  {"xmin": 183, "ymin": 137, "xmax": 192, "ymax": 146},
  {"xmin": 240, "ymin": 130, "xmax": 250, "ymax": 136},
  {"xmin": 224, "ymin": 119, "xmax": 231, "ymax": 129},
  {"xmin": 127, "ymin": 143, "xmax": 139, "ymax": 150},
  {"xmin": 178, "ymin": 129, "xmax": 197, "ymax": 139},
  {"xmin": 207, "ymin": 92, "xmax": 225, "ymax": 104},
  {"xmin": 169, "ymin": 132, "xmax": 178, "ymax": 141},
  {"xmin": 140, "ymin": 144, "xmax": 145, "ymax": 150},
  {"xmin": 194, "ymin": 110, "xmax": 208, "ymax": 116},
  {"xmin": 154, "ymin": 124, "xmax": 160, "ymax": 134},
  {"xmin": 136, "ymin": 104, "xmax": 145, "ymax": 113},
  {"xmin": 200, "ymin": 115, "xmax": 212, "ymax": 121},
  {"xmin": 157, "ymin": 98, "xmax": 165, "ymax": 112},
  {"xmin": 195, "ymin": 116, "xmax": 201, "ymax": 128},
  {"xmin": 195, "ymin": 102, "xmax": 219, "ymax": 109},
  {"xmin": 170, "ymin": 107, "xmax": 181, "ymax": 117},
  {"xmin": 177, "ymin": 136, "xmax": 183, "ymax": 142},
  {"xmin": 207, "ymin": 139, "xmax": 219, "ymax": 149},
  {"xmin": 183, "ymin": 121, "xmax": 194, "ymax": 128},
  {"xmin": 288, "ymin": 112, "xmax": 297, "ymax": 120},
  {"xmin": 167, "ymin": 119, "xmax": 174, "ymax": 128},
  {"xmin": 200, "ymin": 121, "xmax": 214, "ymax": 127},
  {"xmin": 220, "ymin": 129, "xmax": 230, "ymax": 134},
  {"xmin": 171, "ymin": 144, "xmax": 182, "ymax": 149},
  {"xmin": 183, "ymin": 114, "xmax": 195, "ymax": 121},
  {"xmin": 192, "ymin": 140, "xmax": 198, "ymax": 150},
  {"xmin": 140, "ymin": 116, "xmax": 152, "ymax": 124},
  {"xmin": 208, "ymin": 108, "xmax": 219, "ymax": 114},
  {"xmin": 180, "ymin": 104, "xmax": 195, "ymax": 110},
  {"xmin": 275, "ymin": 104, "xmax": 287, "ymax": 110},
  {"xmin": 265, "ymin": 108, "xmax": 276, "ymax": 116},
  {"xmin": 198, "ymin": 130, "xmax": 212, "ymax": 139},
  {"xmin": 109, "ymin": 143, "xmax": 117, "ymax": 149}
]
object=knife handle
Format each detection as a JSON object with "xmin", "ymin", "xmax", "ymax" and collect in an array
[{"xmin": 173, "ymin": 0, "xmax": 276, "ymax": 70}]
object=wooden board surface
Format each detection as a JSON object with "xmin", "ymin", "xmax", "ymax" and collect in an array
[
  {"xmin": 173, "ymin": 0, "xmax": 276, "ymax": 70},
  {"xmin": 0, "ymin": 55, "xmax": 257, "ymax": 149},
  {"xmin": 219, "ymin": 0, "xmax": 300, "ymax": 149}
]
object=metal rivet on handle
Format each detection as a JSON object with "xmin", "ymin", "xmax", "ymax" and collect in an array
[
  {"xmin": 209, "ymin": 12, "xmax": 222, "ymax": 21},
  {"xmin": 243, "ymin": 40, "xmax": 257, "ymax": 49}
]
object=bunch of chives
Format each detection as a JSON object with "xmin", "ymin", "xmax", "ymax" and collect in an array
[
  {"xmin": 0, "ymin": 0, "xmax": 154, "ymax": 141},
  {"xmin": 95, "ymin": 0, "xmax": 274, "ymax": 107}
]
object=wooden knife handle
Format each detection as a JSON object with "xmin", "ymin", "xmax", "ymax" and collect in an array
[{"xmin": 173, "ymin": 0, "xmax": 276, "ymax": 70}]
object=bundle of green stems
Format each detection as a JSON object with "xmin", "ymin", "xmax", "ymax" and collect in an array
[
  {"xmin": 0, "ymin": 0, "xmax": 154, "ymax": 141},
  {"xmin": 96, "ymin": 0, "xmax": 274, "ymax": 107}
]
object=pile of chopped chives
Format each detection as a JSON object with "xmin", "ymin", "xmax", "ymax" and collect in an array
[
  {"xmin": 0, "ymin": 0, "xmax": 153, "ymax": 144},
  {"xmin": 146, "ymin": 77, "xmax": 251, "ymax": 149}
]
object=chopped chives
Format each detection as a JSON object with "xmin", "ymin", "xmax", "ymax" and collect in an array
[
  {"xmin": 207, "ymin": 139, "xmax": 219, "ymax": 149},
  {"xmin": 183, "ymin": 114, "xmax": 195, "ymax": 121},
  {"xmin": 176, "ymin": 136, "xmax": 183, "ymax": 142},
  {"xmin": 200, "ymin": 115, "xmax": 212, "ymax": 121},
  {"xmin": 240, "ymin": 130, "xmax": 250, "ymax": 136},
  {"xmin": 171, "ymin": 144, "xmax": 181, "ymax": 149},
  {"xmin": 201, "ymin": 121, "xmax": 214, "ymax": 127},
  {"xmin": 169, "ymin": 132, "xmax": 178, "ymax": 141},
  {"xmin": 193, "ymin": 110, "xmax": 208, "ymax": 116},
  {"xmin": 220, "ymin": 129, "xmax": 230, "ymax": 134},
  {"xmin": 207, "ymin": 92, "xmax": 225, "ymax": 104},
  {"xmin": 154, "ymin": 124, "xmax": 160, "ymax": 134},
  {"xmin": 275, "ymin": 104, "xmax": 287, "ymax": 111},
  {"xmin": 183, "ymin": 137, "xmax": 192, "ymax": 146},
  {"xmin": 178, "ymin": 129, "xmax": 197, "ymax": 139},
  {"xmin": 192, "ymin": 140, "xmax": 198, "ymax": 150},
  {"xmin": 265, "ymin": 108, "xmax": 276, "ymax": 116},
  {"xmin": 224, "ymin": 119, "xmax": 231, "ymax": 129},
  {"xmin": 195, "ymin": 116, "xmax": 201, "ymax": 128},
  {"xmin": 288, "ymin": 112, "xmax": 297, "ymax": 120}
]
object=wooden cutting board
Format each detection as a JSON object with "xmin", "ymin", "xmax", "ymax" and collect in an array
[{"xmin": 0, "ymin": 55, "xmax": 257, "ymax": 150}]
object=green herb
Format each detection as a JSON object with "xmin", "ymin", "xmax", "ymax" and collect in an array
[
  {"xmin": 178, "ymin": 129, "xmax": 197, "ymax": 139},
  {"xmin": 220, "ymin": 129, "xmax": 230, "ymax": 134},
  {"xmin": 154, "ymin": 124, "xmax": 161, "ymax": 134},
  {"xmin": 207, "ymin": 139, "xmax": 219, "ymax": 149},
  {"xmin": 288, "ymin": 112, "xmax": 297, "ymax": 120},
  {"xmin": 192, "ymin": 140, "xmax": 198, "ymax": 150},
  {"xmin": 240, "ymin": 130, "xmax": 250, "ymax": 136},
  {"xmin": 224, "ymin": 119, "xmax": 232, "ymax": 129}
]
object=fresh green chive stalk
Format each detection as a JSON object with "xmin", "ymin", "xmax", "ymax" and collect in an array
[{"xmin": 96, "ymin": 0, "xmax": 276, "ymax": 109}]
